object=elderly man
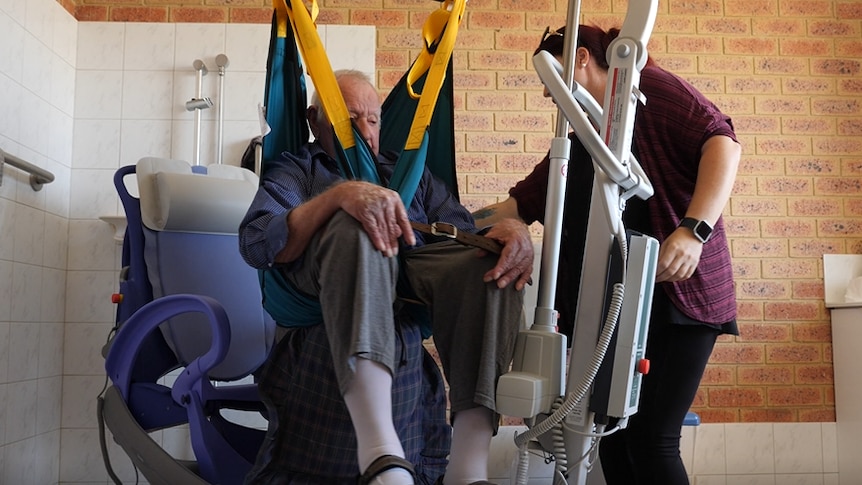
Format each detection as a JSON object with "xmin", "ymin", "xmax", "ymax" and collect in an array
[{"xmin": 239, "ymin": 70, "xmax": 533, "ymax": 485}]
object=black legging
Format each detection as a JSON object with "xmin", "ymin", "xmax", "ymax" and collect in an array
[{"xmin": 598, "ymin": 313, "xmax": 720, "ymax": 485}]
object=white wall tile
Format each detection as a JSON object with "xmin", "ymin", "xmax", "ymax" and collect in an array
[
  {"xmin": 0, "ymin": 11, "xmax": 25, "ymax": 83},
  {"xmin": 21, "ymin": 34, "xmax": 52, "ymax": 102},
  {"xmin": 120, "ymin": 119, "xmax": 174, "ymax": 165},
  {"xmin": 0, "ymin": 73, "xmax": 23, "ymax": 142},
  {"xmin": 0, "ymin": 383, "xmax": 6, "ymax": 445},
  {"xmin": 38, "ymin": 321, "xmax": 64, "ymax": 377},
  {"xmin": 44, "ymin": 163, "xmax": 71, "ymax": 218},
  {"xmin": 121, "ymin": 70, "xmax": 175, "ymax": 120},
  {"xmin": 10, "ymin": 262, "xmax": 42, "ymax": 322},
  {"xmin": 36, "ymin": 375, "xmax": 62, "ymax": 434},
  {"xmin": 61, "ymin": 375, "xmax": 105, "ymax": 428},
  {"xmin": 0, "ymin": 323, "xmax": 8, "ymax": 381},
  {"xmin": 67, "ymin": 219, "xmax": 117, "ymax": 271},
  {"xmin": 23, "ymin": 0, "xmax": 53, "ymax": 48},
  {"xmin": 59, "ymin": 428, "xmax": 108, "ymax": 482},
  {"xmin": 77, "ymin": 22, "xmax": 125, "ymax": 71},
  {"xmin": 224, "ymin": 71, "xmax": 266, "ymax": 121},
  {"xmin": 774, "ymin": 423, "xmax": 824, "ymax": 474},
  {"xmin": 0, "ymin": 0, "xmax": 26, "ymax": 25},
  {"xmin": 124, "ymin": 23, "xmax": 176, "ymax": 71},
  {"xmin": 722, "ymin": 475, "xmax": 775, "ymax": 485},
  {"xmin": 174, "ymin": 23, "xmax": 226, "ymax": 72},
  {"xmin": 694, "ymin": 475, "xmax": 727, "ymax": 485},
  {"xmin": 7, "ymin": 321, "xmax": 40, "ymax": 381},
  {"xmin": 168, "ymin": 120, "xmax": 196, "ymax": 163},
  {"xmin": 323, "ymin": 25, "xmax": 376, "ymax": 79},
  {"xmin": 72, "ymin": 119, "xmax": 122, "ymax": 169},
  {"xmin": 223, "ymin": 119, "xmax": 263, "ymax": 167},
  {"xmin": 773, "ymin": 474, "xmax": 824, "ymax": 485},
  {"xmin": 43, "ymin": 212, "xmax": 69, "ymax": 270},
  {"xmin": 13, "ymin": 202, "xmax": 45, "ymax": 265},
  {"xmin": 693, "ymin": 424, "xmax": 727, "ymax": 475},
  {"xmin": 2, "ymin": 434, "xmax": 36, "ymax": 485},
  {"xmin": 3, "ymin": 379, "xmax": 37, "ymax": 443},
  {"xmin": 225, "ymin": 23, "xmax": 270, "ymax": 72},
  {"xmin": 64, "ymin": 270, "xmax": 116, "ymax": 324},
  {"xmin": 63, "ymin": 323, "xmax": 113, "ymax": 376},
  {"xmin": 726, "ymin": 422, "xmax": 776, "ymax": 474},
  {"xmin": 49, "ymin": 55, "xmax": 76, "ymax": 116},
  {"xmin": 69, "ymin": 168, "xmax": 117, "ymax": 219},
  {"xmin": 0, "ymin": 198, "xmax": 14, "ymax": 261},
  {"xmin": 50, "ymin": 3, "xmax": 76, "ymax": 66},
  {"xmin": 75, "ymin": 70, "xmax": 124, "ymax": 119},
  {"xmin": 18, "ymin": 91, "xmax": 52, "ymax": 156},
  {"xmin": 41, "ymin": 267, "xmax": 67, "ymax": 325},
  {"xmin": 821, "ymin": 423, "xmax": 838, "ymax": 473},
  {"xmin": 47, "ymin": 106, "xmax": 75, "ymax": 165},
  {"xmin": 32, "ymin": 430, "xmax": 61, "ymax": 485}
]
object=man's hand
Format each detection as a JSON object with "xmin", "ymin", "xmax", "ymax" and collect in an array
[
  {"xmin": 655, "ymin": 228, "xmax": 703, "ymax": 282},
  {"xmin": 481, "ymin": 218, "xmax": 534, "ymax": 290},
  {"xmin": 337, "ymin": 181, "xmax": 415, "ymax": 257}
]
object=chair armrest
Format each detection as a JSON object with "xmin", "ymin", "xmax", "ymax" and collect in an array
[{"xmin": 105, "ymin": 294, "xmax": 231, "ymax": 401}]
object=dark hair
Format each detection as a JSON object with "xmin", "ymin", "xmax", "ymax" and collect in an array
[{"xmin": 535, "ymin": 25, "xmax": 653, "ymax": 70}]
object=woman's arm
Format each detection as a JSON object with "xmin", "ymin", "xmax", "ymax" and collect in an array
[
  {"xmin": 472, "ymin": 197, "xmax": 523, "ymax": 229},
  {"xmin": 656, "ymin": 134, "xmax": 741, "ymax": 282}
]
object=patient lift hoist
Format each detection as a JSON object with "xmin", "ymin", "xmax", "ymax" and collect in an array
[{"xmin": 495, "ymin": 1, "xmax": 659, "ymax": 484}]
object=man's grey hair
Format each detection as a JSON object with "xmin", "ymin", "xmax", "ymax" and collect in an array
[{"xmin": 309, "ymin": 69, "xmax": 375, "ymax": 124}]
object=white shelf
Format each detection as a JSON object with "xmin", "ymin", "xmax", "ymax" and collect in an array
[{"xmin": 100, "ymin": 215, "xmax": 127, "ymax": 244}]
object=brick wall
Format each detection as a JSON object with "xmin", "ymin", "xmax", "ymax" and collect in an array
[{"xmin": 62, "ymin": 0, "xmax": 862, "ymax": 424}]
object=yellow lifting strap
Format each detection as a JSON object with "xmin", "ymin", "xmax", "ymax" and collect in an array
[
  {"xmin": 276, "ymin": 0, "xmax": 355, "ymax": 149},
  {"xmin": 403, "ymin": 0, "xmax": 466, "ymax": 150},
  {"xmin": 274, "ymin": 0, "xmax": 465, "ymax": 153}
]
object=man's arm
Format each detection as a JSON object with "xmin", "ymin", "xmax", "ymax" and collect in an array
[{"xmin": 277, "ymin": 180, "xmax": 417, "ymax": 264}]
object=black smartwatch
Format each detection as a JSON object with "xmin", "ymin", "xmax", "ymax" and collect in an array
[{"xmin": 678, "ymin": 217, "xmax": 713, "ymax": 243}]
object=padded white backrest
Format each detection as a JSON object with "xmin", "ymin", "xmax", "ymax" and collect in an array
[
  {"xmin": 136, "ymin": 157, "xmax": 258, "ymax": 234},
  {"xmin": 134, "ymin": 157, "xmax": 275, "ymax": 380}
]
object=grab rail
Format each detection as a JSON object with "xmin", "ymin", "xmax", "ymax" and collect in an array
[{"xmin": 0, "ymin": 148, "xmax": 55, "ymax": 191}]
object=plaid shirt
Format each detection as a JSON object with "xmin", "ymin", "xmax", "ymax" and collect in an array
[{"xmin": 510, "ymin": 65, "xmax": 738, "ymax": 326}]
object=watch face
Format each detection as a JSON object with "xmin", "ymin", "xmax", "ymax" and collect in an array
[{"xmin": 694, "ymin": 221, "xmax": 712, "ymax": 242}]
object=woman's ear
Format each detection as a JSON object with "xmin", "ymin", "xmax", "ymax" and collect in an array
[{"xmin": 576, "ymin": 46, "xmax": 590, "ymax": 67}]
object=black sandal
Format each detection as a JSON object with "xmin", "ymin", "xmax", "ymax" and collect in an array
[{"xmin": 358, "ymin": 454, "xmax": 416, "ymax": 484}]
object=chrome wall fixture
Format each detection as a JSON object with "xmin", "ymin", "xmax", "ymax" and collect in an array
[
  {"xmin": 0, "ymin": 148, "xmax": 55, "ymax": 191},
  {"xmin": 215, "ymin": 54, "xmax": 230, "ymax": 165},
  {"xmin": 186, "ymin": 59, "xmax": 213, "ymax": 166}
]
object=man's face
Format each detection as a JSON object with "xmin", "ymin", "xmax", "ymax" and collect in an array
[{"xmin": 309, "ymin": 75, "xmax": 381, "ymax": 157}]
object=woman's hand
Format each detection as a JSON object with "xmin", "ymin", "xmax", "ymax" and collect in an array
[{"xmin": 655, "ymin": 227, "xmax": 703, "ymax": 282}]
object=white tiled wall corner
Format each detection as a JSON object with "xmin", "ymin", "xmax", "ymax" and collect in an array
[{"xmin": 690, "ymin": 423, "xmax": 840, "ymax": 484}]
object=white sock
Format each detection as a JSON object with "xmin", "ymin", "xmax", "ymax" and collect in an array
[
  {"xmin": 343, "ymin": 358, "xmax": 414, "ymax": 485},
  {"xmin": 445, "ymin": 406, "xmax": 494, "ymax": 485}
]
